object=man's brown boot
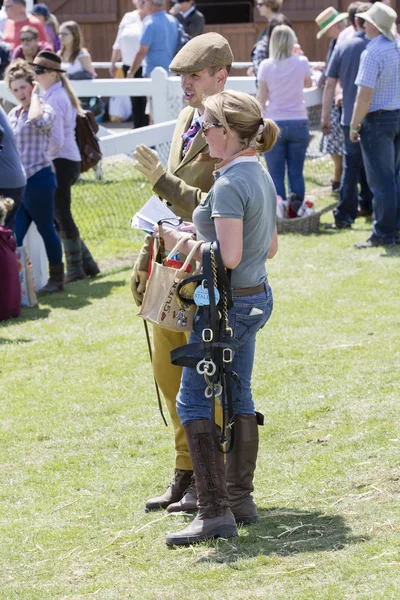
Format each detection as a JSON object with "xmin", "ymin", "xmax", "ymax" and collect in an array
[
  {"xmin": 166, "ymin": 474, "xmax": 197, "ymax": 513},
  {"xmin": 226, "ymin": 413, "xmax": 262, "ymax": 525},
  {"xmin": 166, "ymin": 420, "xmax": 238, "ymax": 545},
  {"xmin": 145, "ymin": 469, "xmax": 193, "ymax": 511}
]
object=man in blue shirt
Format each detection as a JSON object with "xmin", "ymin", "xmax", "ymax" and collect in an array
[
  {"xmin": 349, "ymin": 2, "xmax": 400, "ymax": 247},
  {"xmin": 128, "ymin": 0, "xmax": 179, "ymax": 78},
  {"xmin": 322, "ymin": 2, "xmax": 373, "ymax": 228}
]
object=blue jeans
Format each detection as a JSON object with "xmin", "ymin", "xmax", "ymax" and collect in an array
[
  {"xmin": 360, "ymin": 110, "xmax": 400, "ymax": 243},
  {"xmin": 265, "ymin": 120, "xmax": 309, "ymax": 201},
  {"xmin": 176, "ymin": 285, "xmax": 273, "ymax": 425},
  {"xmin": 15, "ymin": 166, "xmax": 62, "ymax": 265},
  {"xmin": 335, "ymin": 125, "xmax": 373, "ymax": 225}
]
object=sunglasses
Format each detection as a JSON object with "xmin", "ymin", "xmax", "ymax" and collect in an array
[
  {"xmin": 201, "ymin": 121, "xmax": 223, "ymax": 134},
  {"xmin": 20, "ymin": 37, "xmax": 36, "ymax": 42},
  {"xmin": 256, "ymin": 2, "xmax": 264, "ymax": 6},
  {"xmin": 58, "ymin": 31, "xmax": 71, "ymax": 37},
  {"xmin": 33, "ymin": 66, "xmax": 47, "ymax": 75}
]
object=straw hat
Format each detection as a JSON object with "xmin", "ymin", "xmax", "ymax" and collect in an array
[
  {"xmin": 29, "ymin": 51, "xmax": 66, "ymax": 73},
  {"xmin": 355, "ymin": 2, "xmax": 397, "ymax": 42},
  {"xmin": 315, "ymin": 7, "xmax": 348, "ymax": 40}
]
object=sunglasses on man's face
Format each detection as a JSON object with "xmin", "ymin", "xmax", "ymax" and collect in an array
[
  {"xmin": 201, "ymin": 121, "xmax": 223, "ymax": 134},
  {"xmin": 33, "ymin": 66, "xmax": 47, "ymax": 75},
  {"xmin": 21, "ymin": 37, "xmax": 35, "ymax": 42}
]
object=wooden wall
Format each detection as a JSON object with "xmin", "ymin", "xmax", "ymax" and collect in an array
[{"xmin": 46, "ymin": 0, "xmax": 400, "ymax": 65}]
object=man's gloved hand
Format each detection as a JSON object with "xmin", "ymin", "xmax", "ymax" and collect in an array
[
  {"xmin": 130, "ymin": 262, "xmax": 148, "ymax": 306},
  {"xmin": 133, "ymin": 144, "xmax": 165, "ymax": 187}
]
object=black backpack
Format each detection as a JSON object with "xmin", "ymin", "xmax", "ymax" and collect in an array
[{"xmin": 75, "ymin": 110, "xmax": 102, "ymax": 173}]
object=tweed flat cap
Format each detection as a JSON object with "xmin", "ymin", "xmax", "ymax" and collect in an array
[{"xmin": 170, "ymin": 33, "xmax": 234, "ymax": 74}]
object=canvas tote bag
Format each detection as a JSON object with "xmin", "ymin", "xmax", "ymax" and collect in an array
[{"xmin": 138, "ymin": 236, "xmax": 203, "ymax": 332}]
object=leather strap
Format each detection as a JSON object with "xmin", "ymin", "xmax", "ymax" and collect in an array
[{"xmin": 233, "ymin": 283, "xmax": 266, "ymax": 297}]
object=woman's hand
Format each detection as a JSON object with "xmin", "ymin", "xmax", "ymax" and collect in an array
[
  {"xmin": 178, "ymin": 221, "xmax": 196, "ymax": 236},
  {"xmin": 152, "ymin": 226, "xmax": 187, "ymax": 250}
]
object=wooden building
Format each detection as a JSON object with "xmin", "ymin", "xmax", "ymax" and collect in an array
[{"xmin": 45, "ymin": 0, "xmax": 399, "ymax": 64}]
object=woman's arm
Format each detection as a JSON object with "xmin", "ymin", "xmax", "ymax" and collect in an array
[
  {"xmin": 304, "ymin": 74, "xmax": 313, "ymax": 88},
  {"xmin": 109, "ymin": 48, "xmax": 121, "ymax": 77},
  {"xmin": 214, "ymin": 218, "xmax": 243, "ymax": 270},
  {"xmin": 79, "ymin": 50, "xmax": 96, "ymax": 75},
  {"xmin": 268, "ymin": 227, "xmax": 278, "ymax": 259},
  {"xmin": 27, "ymin": 83, "xmax": 43, "ymax": 122},
  {"xmin": 256, "ymin": 80, "xmax": 269, "ymax": 107}
]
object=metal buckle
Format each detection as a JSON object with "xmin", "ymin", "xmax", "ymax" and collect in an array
[
  {"xmin": 196, "ymin": 358, "xmax": 216, "ymax": 376},
  {"xmin": 223, "ymin": 348, "xmax": 233, "ymax": 363},
  {"xmin": 202, "ymin": 328, "xmax": 213, "ymax": 342}
]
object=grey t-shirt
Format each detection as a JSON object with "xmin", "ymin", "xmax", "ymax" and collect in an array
[
  {"xmin": 0, "ymin": 105, "xmax": 26, "ymax": 189},
  {"xmin": 193, "ymin": 159, "xmax": 277, "ymax": 289},
  {"xmin": 326, "ymin": 32, "xmax": 369, "ymax": 127}
]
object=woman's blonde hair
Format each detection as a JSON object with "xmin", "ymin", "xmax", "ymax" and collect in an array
[
  {"xmin": 0, "ymin": 198, "xmax": 14, "ymax": 226},
  {"xmin": 59, "ymin": 20, "xmax": 83, "ymax": 63},
  {"xmin": 262, "ymin": 0, "xmax": 283, "ymax": 12},
  {"xmin": 203, "ymin": 90, "xmax": 279, "ymax": 154},
  {"xmin": 54, "ymin": 72, "xmax": 82, "ymax": 113},
  {"xmin": 269, "ymin": 24, "xmax": 295, "ymax": 60},
  {"xmin": 4, "ymin": 59, "xmax": 35, "ymax": 90}
]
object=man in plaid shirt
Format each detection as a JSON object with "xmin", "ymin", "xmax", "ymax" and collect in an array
[{"xmin": 350, "ymin": 2, "xmax": 400, "ymax": 248}]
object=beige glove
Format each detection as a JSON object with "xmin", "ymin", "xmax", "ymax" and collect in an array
[
  {"xmin": 133, "ymin": 144, "xmax": 165, "ymax": 187},
  {"xmin": 130, "ymin": 262, "xmax": 148, "ymax": 306}
]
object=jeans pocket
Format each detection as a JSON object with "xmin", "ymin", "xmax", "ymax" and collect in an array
[{"xmin": 232, "ymin": 298, "xmax": 273, "ymax": 347}]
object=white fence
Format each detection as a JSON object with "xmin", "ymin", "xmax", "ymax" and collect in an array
[{"xmin": 0, "ymin": 67, "xmax": 322, "ymax": 125}]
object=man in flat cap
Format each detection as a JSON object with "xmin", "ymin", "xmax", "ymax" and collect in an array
[{"xmin": 132, "ymin": 32, "xmax": 233, "ymax": 514}]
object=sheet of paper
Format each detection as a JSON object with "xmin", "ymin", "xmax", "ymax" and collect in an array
[{"xmin": 131, "ymin": 195, "xmax": 182, "ymax": 232}]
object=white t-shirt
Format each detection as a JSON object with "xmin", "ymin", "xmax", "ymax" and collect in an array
[
  {"xmin": 112, "ymin": 10, "xmax": 143, "ymax": 67},
  {"xmin": 62, "ymin": 50, "xmax": 91, "ymax": 76}
]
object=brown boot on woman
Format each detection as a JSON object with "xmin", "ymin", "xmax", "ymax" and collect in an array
[
  {"xmin": 166, "ymin": 419, "xmax": 238, "ymax": 546},
  {"xmin": 226, "ymin": 414, "xmax": 261, "ymax": 525}
]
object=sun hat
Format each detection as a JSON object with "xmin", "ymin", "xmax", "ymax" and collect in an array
[
  {"xmin": 315, "ymin": 7, "xmax": 348, "ymax": 39},
  {"xmin": 29, "ymin": 51, "xmax": 66, "ymax": 73},
  {"xmin": 170, "ymin": 32, "xmax": 233, "ymax": 74},
  {"xmin": 355, "ymin": 1, "xmax": 397, "ymax": 41}
]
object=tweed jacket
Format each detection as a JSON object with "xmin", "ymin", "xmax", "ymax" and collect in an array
[
  {"xmin": 176, "ymin": 9, "xmax": 205, "ymax": 38},
  {"xmin": 136, "ymin": 105, "xmax": 219, "ymax": 271}
]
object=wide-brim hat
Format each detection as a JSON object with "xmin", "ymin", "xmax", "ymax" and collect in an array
[
  {"xmin": 355, "ymin": 2, "xmax": 397, "ymax": 42},
  {"xmin": 170, "ymin": 32, "xmax": 234, "ymax": 74},
  {"xmin": 29, "ymin": 50, "xmax": 66, "ymax": 72},
  {"xmin": 315, "ymin": 7, "xmax": 348, "ymax": 39}
]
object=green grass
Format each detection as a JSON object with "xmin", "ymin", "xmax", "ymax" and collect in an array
[
  {"xmin": 71, "ymin": 154, "xmax": 333, "ymax": 262},
  {"xmin": 1, "ymin": 212, "xmax": 400, "ymax": 599}
]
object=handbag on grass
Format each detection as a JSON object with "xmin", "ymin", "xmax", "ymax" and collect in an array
[{"xmin": 138, "ymin": 235, "xmax": 203, "ymax": 332}]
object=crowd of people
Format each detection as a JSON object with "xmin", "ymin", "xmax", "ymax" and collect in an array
[{"xmin": 1, "ymin": 0, "xmax": 399, "ymax": 550}]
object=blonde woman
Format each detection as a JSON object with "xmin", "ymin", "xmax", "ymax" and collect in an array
[
  {"xmin": 58, "ymin": 21, "xmax": 95, "ymax": 78},
  {"xmin": 154, "ymin": 90, "xmax": 279, "ymax": 545},
  {"xmin": 257, "ymin": 25, "xmax": 312, "ymax": 204},
  {"xmin": 31, "ymin": 51, "xmax": 99, "ymax": 281}
]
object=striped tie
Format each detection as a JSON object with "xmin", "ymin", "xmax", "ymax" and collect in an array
[{"xmin": 181, "ymin": 119, "xmax": 201, "ymax": 157}]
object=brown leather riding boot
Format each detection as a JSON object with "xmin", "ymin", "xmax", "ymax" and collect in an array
[
  {"xmin": 166, "ymin": 474, "xmax": 197, "ymax": 513},
  {"xmin": 226, "ymin": 413, "xmax": 262, "ymax": 525},
  {"xmin": 166, "ymin": 420, "xmax": 238, "ymax": 545},
  {"xmin": 145, "ymin": 469, "xmax": 193, "ymax": 511}
]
